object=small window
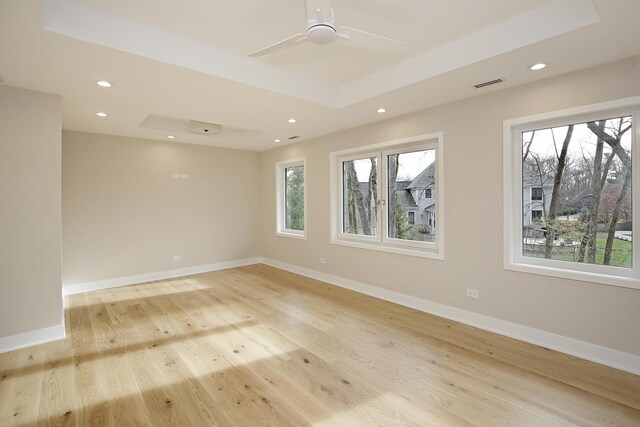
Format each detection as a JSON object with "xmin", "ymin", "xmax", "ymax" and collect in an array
[
  {"xmin": 531, "ymin": 187, "xmax": 543, "ymax": 201},
  {"xmin": 276, "ymin": 158, "xmax": 306, "ymax": 239},
  {"xmin": 504, "ymin": 96, "xmax": 639, "ymax": 289},
  {"xmin": 408, "ymin": 211, "xmax": 415, "ymax": 225},
  {"xmin": 531, "ymin": 209, "xmax": 543, "ymax": 222},
  {"xmin": 330, "ymin": 133, "xmax": 444, "ymax": 259},
  {"xmin": 424, "ymin": 188, "xmax": 432, "ymax": 199}
]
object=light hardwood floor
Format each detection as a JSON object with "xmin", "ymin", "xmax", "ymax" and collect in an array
[{"xmin": 1, "ymin": 264, "xmax": 639, "ymax": 426}]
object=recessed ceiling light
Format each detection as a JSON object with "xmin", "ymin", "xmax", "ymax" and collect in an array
[
  {"xmin": 274, "ymin": 139, "xmax": 281, "ymax": 143},
  {"xmin": 288, "ymin": 118, "xmax": 296, "ymax": 123},
  {"xmin": 529, "ymin": 63, "xmax": 547, "ymax": 71},
  {"xmin": 95, "ymin": 112, "xmax": 108, "ymax": 117},
  {"xmin": 376, "ymin": 108, "xmax": 387, "ymax": 113},
  {"xmin": 96, "ymin": 80, "xmax": 113, "ymax": 88},
  {"xmin": 167, "ymin": 135, "xmax": 176, "ymax": 139}
]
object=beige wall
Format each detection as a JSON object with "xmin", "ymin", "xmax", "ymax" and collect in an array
[
  {"xmin": 62, "ymin": 131, "xmax": 260, "ymax": 285},
  {"xmin": 259, "ymin": 56, "xmax": 640, "ymax": 356},
  {"xmin": 0, "ymin": 85, "xmax": 62, "ymax": 337}
]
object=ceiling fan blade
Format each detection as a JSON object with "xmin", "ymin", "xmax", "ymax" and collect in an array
[
  {"xmin": 339, "ymin": 25, "xmax": 407, "ymax": 53},
  {"xmin": 248, "ymin": 33, "xmax": 307, "ymax": 57}
]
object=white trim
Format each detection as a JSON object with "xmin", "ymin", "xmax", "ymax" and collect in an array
[
  {"xmin": 329, "ymin": 132, "xmax": 445, "ymax": 259},
  {"xmin": 62, "ymin": 257, "xmax": 261, "ymax": 296},
  {"xmin": 260, "ymin": 257, "xmax": 640, "ymax": 376},
  {"xmin": 503, "ymin": 96, "xmax": 640, "ymax": 289},
  {"xmin": 0, "ymin": 323, "xmax": 66, "ymax": 354},
  {"xmin": 275, "ymin": 157, "xmax": 307, "ymax": 239}
]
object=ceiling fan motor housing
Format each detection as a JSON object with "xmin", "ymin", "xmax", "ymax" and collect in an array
[{"xmin": 307, "ymin": 23, "xmax": 336, "ymax": 44}]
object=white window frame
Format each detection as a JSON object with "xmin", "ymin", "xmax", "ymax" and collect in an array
[
  {"xmin": 503, "ymin": 96, "xmax": 640, "ymax": 289},
  {"xmin": 275, "ymin": 158, "xmax": 306, "ymax": 240},
  {"xmin": 337, "ymin": 150, "xmax": 381, "ymax": 244},
  {"xmin": 531, "ymin": 209, "xmax": 543, "ymax": 222},
  {"xmin": 531, "ymin": 187, "xmax": 543, "ymax": 201},
  {"xmin": 330, "ymin": 133, "xmax": 444, "ymax": 259},
  {"xmin": 425, "ymin": 188, "xmax": 432, "ymax": 199}
]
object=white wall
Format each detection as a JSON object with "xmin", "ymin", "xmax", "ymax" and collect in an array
[
  {"xmin": 62, "ymin": 131, "xmax": 261, "ymax": 286},
  {"xmin": 258, "ymin": 56, "xmax": 640, "ymax": 357},
  {"xmin": 0, "ymin": 85, "xmax": 63, "ymax": 341}
]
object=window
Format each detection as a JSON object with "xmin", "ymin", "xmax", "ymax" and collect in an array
[
  {"xmin": 276, "ymin": 158, "xmax": 306, "ymax": 239},
  {"xmin": 408, "ymin": 211, "xmax": 415, "ymax": 225},
  {"xmin": 531, "ymin": 209, "xmax": 543, "ymax": 222},
  {"xmin": 424, "ymin": 188, "xmax": 432, "ymax": 199},
  {"xmin": 330, "ymin": 133, "xmax": 444, "ymax": 259},
  {"xmin": 531, "ymin": 187, "xmax": 543, "ymax": 201},
  {"xmin": 504, "ymin": 96, "xmax": 640, "ymax": 289}
]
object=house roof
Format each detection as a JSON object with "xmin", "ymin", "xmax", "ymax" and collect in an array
[
  {"xmin": 398, "ymin": 189, "xmax": 417, "ymax": 208},
  {"xmin": 407, "ymin": 163, "xmax": 435, "ymax": 190}
]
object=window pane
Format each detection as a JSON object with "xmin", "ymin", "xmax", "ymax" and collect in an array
[
  {"xmin": 522, "ymin": 116, "xmax": 632, "ymax": 268},
  {"xmin": 387, "ymin": 149, "xmax": 436, "ymax": 242},
  {"xmin": 342, "ymin": 157, "xmax": 377, "ymax": 236},
  {"xmin": 285, "ymin": 166, "xmax": 304, "ymax": 231}
]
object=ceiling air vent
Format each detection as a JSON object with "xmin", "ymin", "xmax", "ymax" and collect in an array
[
  {"xmin": 288, "ymin": 135, "xmax": 300, "ymax": 140},
  {"xmin": 474, "ymin": 78, "xmax": 504, "ymax": 89}
]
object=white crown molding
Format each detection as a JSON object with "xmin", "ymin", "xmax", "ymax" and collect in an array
[
  {"xmin": 42, "ymin": 0, "xmax": 599, "ymax": 108},
  {"xmin": 260, "ymin": 257, "xmax": 640, "ymax": 376}
]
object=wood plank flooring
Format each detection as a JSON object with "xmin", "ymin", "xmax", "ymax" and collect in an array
[{"xmin": 1, "ymin": 264, "xmax": 639, "ymax": 426}]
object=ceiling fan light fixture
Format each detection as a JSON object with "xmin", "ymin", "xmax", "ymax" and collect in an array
[{"xmin": 307, "ymin": 24, "xmax": 336, "ymax": 44}]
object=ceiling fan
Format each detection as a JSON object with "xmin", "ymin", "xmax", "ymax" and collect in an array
[{"xmin": 248, "ymin": 0, "xmax": 405, "ymax": 57}]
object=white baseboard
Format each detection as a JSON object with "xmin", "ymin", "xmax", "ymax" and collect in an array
[
  {"xmin": 63, "ymin": 257, "xmax": 262, "ymax": 296},
  {"xmin": 260, "ymin": 257, "xmax": 640, "ymax": 376},
  {"xmin": 0, "ymin": 323, "xmax": 66, "ymax": 354}
]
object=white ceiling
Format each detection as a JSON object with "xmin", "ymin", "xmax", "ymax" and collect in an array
[{"xmin": 0, "ymin": 0, "xmax": 639, "ymax": 151}]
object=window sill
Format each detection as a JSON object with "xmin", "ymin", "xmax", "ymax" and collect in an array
[
  {"xmin": 276, "ymin": 231, "xmax": 307, "ymax": 240},
  {"xmin": 330, "ymin": 238, "xmax": 444, "ymax": 260},
  {"xmin": 504, "ymin": 261, "xmax": 640, "ymax": 290}
]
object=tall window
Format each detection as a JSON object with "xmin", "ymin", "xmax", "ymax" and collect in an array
[
  {"xmin": 408, "ymin": 211, "xmax": 415, "ymax": 225},
  {"xmin": 276, "ymin": 158, "xmax": 306, "ymax": 239},
  {"xmin": 331, "ymin": 133, "xmax": 444, "ymax": 259},
  {"xmin": 504, "ymin": 97, "xmax": 639, "ymax": 289}
]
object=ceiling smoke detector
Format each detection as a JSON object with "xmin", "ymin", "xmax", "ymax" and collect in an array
[{"xmin": 190, "ymin": 122, "xmax": 222, "ymax": 135}]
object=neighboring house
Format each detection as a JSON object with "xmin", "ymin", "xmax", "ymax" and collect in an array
[
  {"xmin": 344, "ymin": 163, "xmax": 437, "ymax": 233},
  {"xmin": 403, "ymin": 163, "xmax": 436, "ymax": 232},
  {"xmin": 522, "ymin": 173, "xmax": 552, "ymax": 226}
]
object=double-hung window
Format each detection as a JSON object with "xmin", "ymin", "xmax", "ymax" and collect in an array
[
  {"xmin": 504, "ymin": 96, "xmax": 640, "ymax": 289},
  {"xmin": 330, "ymin": 133, "xmax": 444, "ymax": 259},
  {"xmin": 276, "ymin": 158, "xmax": 306, "ymax": 239}
]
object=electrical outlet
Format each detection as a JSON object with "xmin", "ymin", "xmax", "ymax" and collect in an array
[
  {"xmin": 319, "ymin": 257, "xmax": 326, "ymax": 264},
  {"xmin": 172, "ymin": 255, "xmax": 182, "ymax": 261},
  {"xmin": 466, "ymin": 288, "xmax": 480, "ymax": 299}
]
